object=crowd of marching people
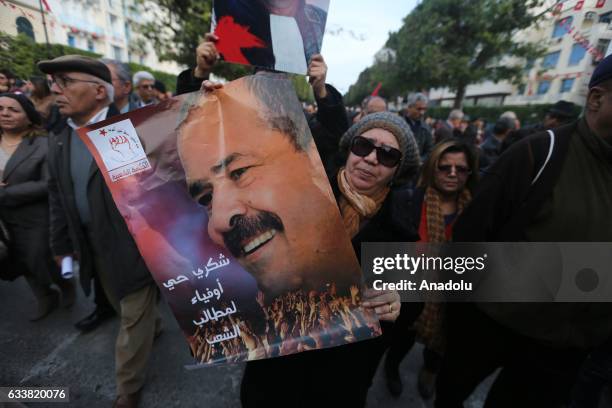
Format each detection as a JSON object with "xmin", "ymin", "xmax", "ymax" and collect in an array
[{"xmin": 1, "ymin": 28, "xmax": 611, "ymax": 408}]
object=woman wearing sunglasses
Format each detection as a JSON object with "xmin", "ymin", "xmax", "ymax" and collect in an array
[
  {"xmin": 384, "ymin": 139, "xmax": 478, "ymax": 400},
  {"xmin": 199, "ymin": 77, "xmax": 423, "ymax": 405},
  {"xmin": 319, "ymin": 111, "xmax": 424, "ymax": 404}
]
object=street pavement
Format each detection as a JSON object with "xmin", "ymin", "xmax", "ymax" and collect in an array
[{"xmin": 0, "ymin": 275, "xmax": 534, "ymax": 408}]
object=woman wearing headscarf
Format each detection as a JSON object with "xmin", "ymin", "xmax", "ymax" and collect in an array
[
  {"xmin": 384, "ymin": 139, "xmax": 478, "ymax": 399},
  {"xmin": 0, "ymin": 93, "xmax": 75, "ymax": 321},
  {"xmin": 241, "ymin": 111, "xmax": 424, "ymax": 407}
]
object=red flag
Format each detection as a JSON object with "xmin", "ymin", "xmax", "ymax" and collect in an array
[
  {"xmin": 371, "ymin": 82, "xmax": 382, "ymax": 96},
  {"xmin": 596, "ymin": 0, "xmax": 606, "ymax": 7},
  {"xmin": 575, "ymin": 0, "xmax": 584, "ymax": 10},
  {"xmin": 41, "ymin": 0, "xmax": 52, "ymax": 12},
  {"xmin": 214, "ymin": 16, "xmax": 266, "ymax": 65}
]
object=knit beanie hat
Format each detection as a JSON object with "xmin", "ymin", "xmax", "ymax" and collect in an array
[
  {"xmin": 0, "ymin": 93, "xmax": 42, "ymax": 127},
  {"xmin": 339, "ymin": 111, "xmax": 421, "ymax": 183}
]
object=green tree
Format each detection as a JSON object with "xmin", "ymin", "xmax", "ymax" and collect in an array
[
  {"xmin": 348, "ymin": 0, "xmax": 548, "ymax": 108},
  {"xmin": 0, "ymin": 32, "xmax": 176, "ymax": 93}
]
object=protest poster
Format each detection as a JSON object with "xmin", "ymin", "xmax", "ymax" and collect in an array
[
  {"xmin": 77, "ymin": 74, "xmax": 381, "ymax": 366},
  {"xmin": 212, "ymin": 0, "xmax": 330, "ymax": 75}
]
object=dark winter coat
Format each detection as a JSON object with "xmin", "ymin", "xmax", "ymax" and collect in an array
[
  {"xmin": 453, "ymin": 121, "xmax": 612, "ymax": 349},
  {"xmin": 47, "ymin": 105, "xmax": 154, "ymax": 300},
  {"xmin": 0, "ymin": 135, "xmax": 56, "ymax": 283}
]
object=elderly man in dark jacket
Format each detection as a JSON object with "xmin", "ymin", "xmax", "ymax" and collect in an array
[
  {"xmin": 39, "ymin": 55, "xmax": 159, "ymax": 408},
  {"xmin": 401, "ymin": 92, "xmax": 433, "ymax": 162},
  {"xmin": 435, "ymin": 55, "xmax": 612, "ymax": 408}
]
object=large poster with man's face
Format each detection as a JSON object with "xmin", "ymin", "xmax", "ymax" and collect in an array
[
  {"xmin": 77, "ymin": 74, "xmax": 381, "ymax": 366},
  {"xmin": 212, "ymin": 0, "xmax": 330, "ymax": 74}
]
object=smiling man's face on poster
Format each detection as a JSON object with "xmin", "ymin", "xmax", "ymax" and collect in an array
[{"xmin": 177, "ymin": 75, "xmax": 358, "ymax": 299}]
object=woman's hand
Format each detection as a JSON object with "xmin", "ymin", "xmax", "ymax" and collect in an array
[
  {"xmin": 361, "ymin": 288, "xmax": 400, "ymax": 322},
  {"xmin": 195, "ymin": 33, "xmax": 219, "ymax": 78}
]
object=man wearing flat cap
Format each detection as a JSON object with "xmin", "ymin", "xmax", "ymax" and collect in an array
[
  {"xmin": 433, "ymin": 55, "xmax": 612, "ymax": 407},
  {"xmin": 39, "ymin": 55, "xmax": 159, "ymax": 408}
]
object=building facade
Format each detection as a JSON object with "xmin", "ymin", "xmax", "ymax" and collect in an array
[
  {"xmin": 1, "ymin": 0, "xmax": 180, "ymax": 74},
  {"xmin": 430, "ymin": 0, "xmax": 612, "ymax": 107},
  {"xmin": 0, "ymin": 0, "xmax": 52, "ymax": 44}
]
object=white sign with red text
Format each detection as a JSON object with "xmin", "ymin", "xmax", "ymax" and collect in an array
[{"xmin": 85, "ymin": 119, "xmax": 151, "ymax": 182}]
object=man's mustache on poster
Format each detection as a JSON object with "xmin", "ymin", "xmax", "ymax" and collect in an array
[{"xmin": 222, "ymin": 211, "xmax": 285, "ymax": 258}]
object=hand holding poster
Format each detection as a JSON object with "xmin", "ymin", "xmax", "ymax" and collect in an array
[
  {"xmin": 78, "ymin": 73, "xmax": 380, "ymax": 366},
  {"xmin": 212, "ymin": 0, "xmax": 330, "ymax": 74}
]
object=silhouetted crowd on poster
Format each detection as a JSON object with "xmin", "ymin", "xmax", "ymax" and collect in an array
[{"xmin": 1, "ymin": 12, "xmax": 612, "ymax": 408}]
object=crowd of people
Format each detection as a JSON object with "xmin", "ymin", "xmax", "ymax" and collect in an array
[
  {"xmin": 190, "ymin": 284, "xmax": 381, "ymax": 365},
  {"xmin": 0, "ymin": 27, "xmax": 611, "ymax": 408}
]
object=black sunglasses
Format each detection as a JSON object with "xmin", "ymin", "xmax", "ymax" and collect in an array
[
  {"xmin": 437, "ymin": 164, "xmax": 472, "ymax": 176},
  {"xmin": 350, "ymin": 136, "xmax": 402, "ymax": 168}
]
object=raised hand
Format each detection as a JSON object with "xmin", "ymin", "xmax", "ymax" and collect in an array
[{"xmin": 307, "ymin": 54, "xmax": 328, "ymax": 99}]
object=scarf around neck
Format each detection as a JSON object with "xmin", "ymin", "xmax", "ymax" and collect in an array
[
  {"xmin": 337, "ymin": 168, "xmax": 389, "ymax": 238},
  {"xmin": 420, "ymin": 186, "xmax": 472, "ymax": 243}
]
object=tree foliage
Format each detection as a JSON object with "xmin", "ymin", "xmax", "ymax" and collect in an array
[
  {"xmin": 0, "ymin": 31, "xmax": 178, "ymax": 92},
  {"xmin": 346, "ymin": 0, "xmax": 548, "ymax": 108}
]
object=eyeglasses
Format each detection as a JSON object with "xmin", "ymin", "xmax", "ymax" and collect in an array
[
  {"xmin": 437, "ymin": 164, "xmax": 472, "ymax": 176},
  {"xmin": 350, "ymin": 136, "xmax": 402, "ymax": 168},
  {"xmin": 48, "ymin": 75, "xmax": 101, "ymax": 90},
  {"xmin": 139, "ymin": 84, "xmax": 154, "ymax": 90}
]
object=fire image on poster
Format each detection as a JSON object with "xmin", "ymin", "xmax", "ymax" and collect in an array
[
  {"xmin": 212, "ymin": 0, "xmax": 330, "ymax": 75},
  {"xmin": 77, "ymin": 74, "xmax": 381, "ymax": 366}
]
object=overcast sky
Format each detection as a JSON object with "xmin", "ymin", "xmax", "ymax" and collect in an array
[{"xmin": 320, "ymin": 0, "xmax": 418, "ymax": 94}]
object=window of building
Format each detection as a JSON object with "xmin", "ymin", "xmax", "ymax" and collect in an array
[
  {"xmin": 524, "ymin": 57, "xmax": 535, "ymax": 72},
  {"xmin": 16, "ymin": 17, "xmax": 35, "ymax": 40},
  {"xmin": 582, "ymin": 12, "xmax": 597, "ymax": 28},
  {"xmin": 537, "ymin": 80, "xmax": 551, "ymax": 95},
  {"xmin": 560, "ymin": 78, "xmax": 575, "ymax": 93},
  {"xmin": 113, "ymin": 46, "xmax": 122, "ymax": 60},
  {"xmin": 568, "ymin": 43, "xmax": 587, "ymax": 66},
  {"xmin": 517, "ymin": 84, "xmax": 526, "ymax": 95},
  {"xmin": 552, "ymin": 17, "xmax": 572, "ymax": 38},
  {"xmin": 67, "ymin": 34, "xmax": 76, "ymax": 47},
  {"xmin": 87, "ymin": 39, "xmax": 95, "ymax": 51},
  {"xmin": 600, "ymin": 11, "xmax": 612, "ymax": 24},
  {"xmin": 594, "ymin": 39, "xmax": 611, "ymax": 65},
  {"xmin": 542, "ymin": 51, "xmax": 561, "ymax": 69},
  {"xmin": 110, "ymin": 14, "xmax": 117, "ymax": 29}
]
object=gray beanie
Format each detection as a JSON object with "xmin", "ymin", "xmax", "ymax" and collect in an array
[{"xmin": 339, "ymin": 111, "xmax": 421, "ymax": 183}]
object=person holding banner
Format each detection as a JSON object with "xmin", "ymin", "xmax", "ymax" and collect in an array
[
  {"xmin": 240, "ymin": 109, "xmax": 422, "ymax": 405},
  {"xmin": 0, "ymin": 93, "xmax": 75, "ymax": 320},
  {"xmin": 185, "ymin": 60, "xmax": 421, "ymax": 404}
]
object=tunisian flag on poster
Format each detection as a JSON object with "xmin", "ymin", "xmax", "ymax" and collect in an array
[
  {"xmin": 76, "ymin": 74, "xmax": 381, "ymax": 367},
  {"xmin": 596, "ymin": 0, "xmax": 606, "ymax": 8},
  {"xmin": 575, "ymin": 0, "xmax": 584, "ymax": 10}
]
